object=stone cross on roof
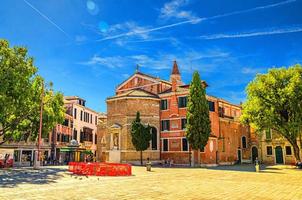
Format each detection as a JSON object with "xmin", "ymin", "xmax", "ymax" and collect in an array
[{"xmin": 135, "ymin": 64, "xmax": 140, "ymax": 72}]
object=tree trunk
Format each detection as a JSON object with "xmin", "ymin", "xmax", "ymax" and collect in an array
[
  {"xmin": 299, "ymin": 134, "xmax": 302, "ymax": 159},
  {"xmin": 189, "ymin": 148, "xmax": 192, "ymax": 167},
  {"xmin": 198, "ymin": 149, "xmax": 201, "ymax": 167},
  {"xmin": 191, "ymin": 150, "xmax": 195, "ymax": 167},
  {"xmin": 140, "ymin": 150, "xmax": 143, "ymax": 166},
  {"xmin": 280, "ymin": 130, "xmax": 301, "ymax": 163},
  {"xmin": 292, "ymin": 142, "xmax": 301, "ymax": 162}
]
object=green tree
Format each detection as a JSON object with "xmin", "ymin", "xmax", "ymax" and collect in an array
[
  {"xmin": 131, "ymin": 111, "xmax": 151, "ymax": 165},
  {"xmin": 186, "ymin": 71, "xmax": 211, "ymax": 166},
  {"xmin": 241, "ymin": 64, "xmax": 302, "ymax": 162},
  {"xmin": 0, "ymin": 39, "xmax": 64, "ymax": 144}
]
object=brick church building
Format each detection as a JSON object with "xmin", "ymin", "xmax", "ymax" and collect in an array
[{"xmin": 100, "ymin": 61, "xmax": 258, "ymax": 165}]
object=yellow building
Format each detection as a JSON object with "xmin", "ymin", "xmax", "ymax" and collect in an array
[{"xmin": 259, "ymin": 129, "xmax": 299, "ymax": 165}]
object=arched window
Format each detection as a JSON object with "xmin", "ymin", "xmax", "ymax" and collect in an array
[
  {"xmin": 151, "ymin": 127, "xmax": 157, "ymax": 150},
  {"xmin": 242, "ymin": 136, "xmax": 247, "ymax": 149}
]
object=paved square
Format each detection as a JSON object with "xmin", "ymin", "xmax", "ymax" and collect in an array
[{"xmin": 1, "ymin": 165, "xmax": 302, "ymax": 200}]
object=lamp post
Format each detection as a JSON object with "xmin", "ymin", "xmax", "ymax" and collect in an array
[{"xmin": 34, "ymin": 80, "xmax": 44, "ymax": 169}]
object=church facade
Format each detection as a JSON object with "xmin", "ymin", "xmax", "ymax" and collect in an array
[{"xmin": 100, "ymin": 61, "xmax": 258, "ymax": 165}]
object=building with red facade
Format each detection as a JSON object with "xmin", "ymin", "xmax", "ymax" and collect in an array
[{"xmin": 101, "ymin": 61, "xmax": 258, "ymax": 165}]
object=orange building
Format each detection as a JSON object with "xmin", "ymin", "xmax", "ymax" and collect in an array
[{"xmin": 103, "ymin": 61, "xmax": 258, "ymax": 166}]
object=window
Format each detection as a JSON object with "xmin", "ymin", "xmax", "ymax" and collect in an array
[
  {"xmin": 14, "ymin": 150, "xmax": 20, "ymax": 162},
  {"xmin": 90, "ymin": 114, "xmax": 92, "ymax": 123},
  {"xmin": 57, "ymin": 133, "xmax": 60, "ymax": 142},
  {"xmin": 242, "ymin": 136, "xmax": 247, "ymax": 149},
  {"xmin": 286, "ymin": 146, "xmax": 292, "ymax": 155},
  {"xmin": 218, "ymin": 107, "xmax": 224, "ymax": 117},
  {"xmin": 161, "ymin": 120, "xmax": 170, "ymax": 131},
  {"xmin": 95, "ymin": 135, "xmax": 97, "ymax": 144},
  {"xmin": 181, "ymin": 118, "xmax": 187, "ymax": 130},
  {"xmin": 178, "ymin": 96, "xmax": 187, "ymax": 108},
  {"xmin": 63, "ymin": 119, "xmax": 69, "ymax": 126},
  {"xmin": 95, "ymin": 116, "xmax": 98, "ymax": 125},
  {"xmin": 80, "ymin": 111, "xmax": 83, "ymax": 121},
  {"xmin": 208, "ymin": 101, "xmax": 215, "ymax": 112},
  {"xmin": 233, "ymin": 110, "xmax": 237, "ymax": 117},
  {"xmin": 171, "ymin": 120, "xmax": 178, "ymax": 129},
  {"xmin": 265, "ymin": 129, "xmax": 272, "ymax": 140},
  {"xmin": 160, "ymin": 99, "xmax": 168, "ymax": 110},
  {"xmin": 74, "ymin": 108, "xmax": 77, "ymax": 119},
  {"xmin": 73, "ymin": 129, "xmax": 77, "ymax": 140},
  {"xmin": 267, "ymin": 146, "xmax": 273, "ymax": 155},
  {"xmin": 151, "ymin": 128, "xmax": 157, "ymax": 150},
  {"xmin": 79, "ymin": 100, "xmax": 85, "ymax": 106},
  {"xmin": 182, "ymin": 138, "xmax": 188, "ymax": 151},
  {"xmin": 62, "ymin": 135, "xmax": 69, "ymax": 143},
  {"xmin": 163, "ymin": 139, "xmax": 168, "ymax": 151},
  {"xmin": 80, "ymin": 132, "xmax": 84, "ymax": 143}
]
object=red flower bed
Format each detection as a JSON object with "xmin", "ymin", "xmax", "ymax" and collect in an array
[
  {"xmin": 68, "ymin": 162, "xmax": 132, "ymax": 176},
  {"xmin": 0, "ymin": 159, "xmax": 13, "ymax": 168}
]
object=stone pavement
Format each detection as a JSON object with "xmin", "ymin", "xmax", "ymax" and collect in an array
[{"xmin": 0, "ymin": 164, "xmax": 302, "ymax": 200}]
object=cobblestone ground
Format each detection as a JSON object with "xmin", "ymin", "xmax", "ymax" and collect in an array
[{"xmin": 1, "ymin": 165, "xmax": 302, "ymax": 200}]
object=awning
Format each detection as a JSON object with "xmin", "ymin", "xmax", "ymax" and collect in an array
[
  {"xmin": 59, "ymin": 147, "xmax": 86, "ymax": 152},
  {"xmin": 60, "ymin": 147, "xmax": 75, "ymax": 152}
]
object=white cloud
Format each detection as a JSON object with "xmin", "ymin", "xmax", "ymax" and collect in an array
[
  {"xmin": 75, "ymin": 35, "xmax": 88, "ymax": 43},
  {"xmin": 207, "ymin": 0, "xmax": 296, "ymax": 21},
  {"xmin": 199, "ymin": 26, "xmax": 302, "ymax": 40},
  {"xmin": 98, "ymin": 21, "xmax": 151, "ymax": 42},
  {"xmin": 241, "ymin": 67, "xmax": 266, "ymax": 74},
  {"xmin": 227, "ymin": 91, "xmax": 246, "ymax": 104},
  {"xmin": 159, "ymin": 0, "xmax": 199, "ymax": 21},
  {"xmin": 79, "ymin": 55, "xmax": 126, "ymax": 69},
  {"xmin": 79, "ymin": 49, "xmax": 231, "ymax": 72},
  {"xmin": 97, "ymin": 19, "xmax": 202, "ymax": 43},
  {"xmin": 95, "ymin": 0, "xmax": 296, "ymax": 43},
  {"xmin": 122, "ymin": 73, "xmax": 130, "ymax": 78}
]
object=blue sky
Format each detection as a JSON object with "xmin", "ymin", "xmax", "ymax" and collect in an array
[{"xmin": 1, "ymin": 0, "xmax": 302, "ymax": 112}]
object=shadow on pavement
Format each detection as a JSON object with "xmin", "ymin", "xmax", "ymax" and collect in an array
[
  {"xmin": 0, "ymin": 167, "xmax": 66, "ymax": 188},
  {"xmin": 205, "ymin": 164, "xmax": 284, "ymax": 174}
]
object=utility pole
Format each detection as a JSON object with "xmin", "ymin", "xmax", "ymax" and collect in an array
[{"xmin": 34, "ymin": 80, "xmax": 44, "ymax": 169}]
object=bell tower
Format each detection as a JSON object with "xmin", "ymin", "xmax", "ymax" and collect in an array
[{"xmin": 170, "ymin": 60, "xmax": 182, "ymax": 91}]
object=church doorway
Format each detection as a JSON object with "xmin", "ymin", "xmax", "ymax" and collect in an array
[
  {"xmin": 251, "ymin": 146, "xmax": 258, "ymax": 163},
  {"xmin": 275, "ymin": 146, "xmax": 284, "ymax": 164}
]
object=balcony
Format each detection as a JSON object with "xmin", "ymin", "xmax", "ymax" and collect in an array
[
  {"xmin": 83, "ymin": 141, "xmax": 93, "ymax": 148},
  {"xmin": 56, "ymin": 124, "xmax": 72, "ymax": 135},
  {"xmin": 4, "ymin": 139, "xmax": 51, "ymax": 147}
]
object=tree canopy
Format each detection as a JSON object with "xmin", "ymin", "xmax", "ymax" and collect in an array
[
  {"xmin": 131, "ymin": 111, "xmax": 151, "ymax": 165},
  {"xmin": 0, "ymin": 39, "xmax": 65, "ymax": 144},
  {"xmin": 186, "ymin": 71, "xmax": 211, "ymax": 152},
  {"xmin": 241, "ymin": 64, "xmax": 302, "ymax": 161}
]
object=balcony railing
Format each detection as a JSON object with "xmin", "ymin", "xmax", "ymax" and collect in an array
[
  {"xmin": 83, "ymin": 141, "xmax": 93, "ymax": 147},
  {"xmin": 4, "ymin": 139, "xmax": 50, "ymax": 146},
  {"xmin": 56, "ymin": 124, "xmax": 72, "ymax": 135}
]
